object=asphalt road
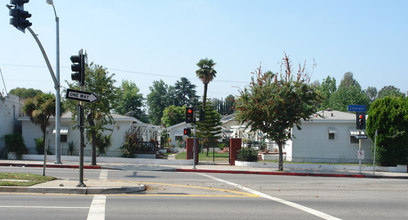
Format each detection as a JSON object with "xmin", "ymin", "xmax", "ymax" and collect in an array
[{"xmin": 1, "ymin": 167, "xmax": 407, "ymax": 220}]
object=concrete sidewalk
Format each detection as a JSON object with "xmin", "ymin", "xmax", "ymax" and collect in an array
[
  {"xmin": 0, "ymin": 160, "xmax": 145, "ymax": 194},
  {"xmin": 0, "ymin": 159, "xmax": 407, "ymax": 195}
]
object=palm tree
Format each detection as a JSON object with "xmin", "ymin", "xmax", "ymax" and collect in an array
[
  {"xmin": 195, "ymin": 58, "xmax": 217, "ymax": 107},
  {"xmin": 23, "ymin": 93, "xmax": 58, "ymax": 153}
]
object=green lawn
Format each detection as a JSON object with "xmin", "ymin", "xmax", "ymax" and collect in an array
[{"xmin": 0, "ymin": 173, "xmax": 56, "ymax": 186}]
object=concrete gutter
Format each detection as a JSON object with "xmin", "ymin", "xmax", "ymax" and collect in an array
[{"xmin": 175, "ymin": 168, "xmax": 367, "ymax": 178}]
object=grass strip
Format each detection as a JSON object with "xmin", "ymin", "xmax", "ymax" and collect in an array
[{"xmin": 0, "ymin": 173, "xmax": 56, "ymax": 186}]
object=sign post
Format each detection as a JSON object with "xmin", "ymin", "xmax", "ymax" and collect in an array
[{"xmin": 348, "ymin": 105, "xmax": 366, "ymax": 174}]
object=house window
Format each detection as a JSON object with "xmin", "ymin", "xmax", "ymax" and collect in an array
[
  {"xmin": 61, "ymin": 135, "xmax": 67, "ymax": 143},
  {"xmin": 350, "ymin": 136, "xmax": 359, "ymax": 144},
  {"xmin": 328, "ymin": 128, "xmax": 336, "ymax": 140},
  {"xmin": 53, "ymin": 127, "xmax": 69, "ymax": 143}
]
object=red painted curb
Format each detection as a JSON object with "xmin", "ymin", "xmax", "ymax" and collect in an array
[
  {"xmin": 176, "ymin": 169, "xmax": 367, "ymax": 178},
  {"xmin": 0, "ymin": 163, "xmax": 101, "ymax": 169}
]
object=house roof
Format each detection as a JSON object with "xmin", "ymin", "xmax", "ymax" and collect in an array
[
  {"xmin": 307, "ymin": 110, "xmax": 356, "ymax": 123},
  {"xmin": 20, "ymin": 112, "xmax": 147, "ymax": 125},
  {"xmin": 221, "ymin": 114, "xmax": 235, "ymax": 123},
  {"xmin": 165, "ymin": 121, "xmax": 188, "ymax": 130}
]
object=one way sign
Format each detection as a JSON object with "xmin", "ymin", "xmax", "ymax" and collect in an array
[{"xmin": 66, "ymin": 89, "xmax": 98, "ymax": 103}]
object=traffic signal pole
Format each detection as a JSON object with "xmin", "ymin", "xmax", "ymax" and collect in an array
[
  {"xmin": 358, "ymin": 130, "xmax": 362, "ymax": 174},
  {"xmin": 193, "ymin": 122, "xmax": 197, "ymax": 169},
  {"xmin": 26, "ymin": 26, "xmax": 62, "ymax": 164},
  {"xmin": 9, "ymin": 1, "xmax": 62, "ymax": 164},
  {"xmin": 77, "ymin": 97, "xmax": 86, "ymax": 187},
  {"xmin": 26, "ymin": 27, "xmax": 58, "ymax": 86},
  {"xmin": 71, "ymin": 49, "xmax": 86, "ymax": 187}
]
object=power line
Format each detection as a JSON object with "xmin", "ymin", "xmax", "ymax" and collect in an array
[
  {"xmin": 0, "ymin": 63, "xmax": 250, "ymax": 84},
  {"xmin": 0, "ymin": 67, "xmax": 8, "ymax": 95}
]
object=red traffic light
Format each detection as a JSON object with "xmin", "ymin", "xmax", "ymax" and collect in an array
[
  {"xmin": 356, "ymin": 112, "xmax": 366, "ymax": 130},
  {"xmin": 186, "ymin": 107, "xmax": 194, "ymax": 123},
  {"xmin": 183, "ymin": 128, "xmax": 191, "ymax": 136}
]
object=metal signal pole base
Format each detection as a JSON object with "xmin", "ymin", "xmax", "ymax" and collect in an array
[{"xmin": 193, "ymin": 123, "xmax": 197, "ymax": 169}]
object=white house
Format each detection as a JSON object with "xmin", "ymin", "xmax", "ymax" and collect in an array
[
  {"xmin": 20, "ymin": 112, "xmax": 160, "ymax": 157},
  {"xmin": 164, "ymin": 115, "xmax": 237, "ymax": 149},
  {"xmin": 165, "ymin": 122, "xmax": 190, "ymax": 148},
  {"xmin": 287, "ymin": 109, "xmax": 373, "ymax": 163},
  {"xmin": 0, "ymin": 94, "xmax": 23, "ymax": 154}
]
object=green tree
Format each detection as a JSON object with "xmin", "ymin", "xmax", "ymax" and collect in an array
[
  {"xmin": 147, "ymin": 80, "xmax": 169, "ymax": 125},
  {"xmin": 115, "ymin": 80, "xmax": 146, "ymax": 122},
  {"xmin": 196, "ymin": 102, "xmax": 222, "ymax": 156},
  {"xmin": 339, "ymin": 71, "xmax": 358, "ymax": 87},
  {"xmin": 161, "ymin": 105, "xmax": 186, "ymax": 127},
  {"xmin": 10, "ymin": 87, "xmax": 43, "ymax": 99},
  {"xmin": 367, "ymin": 97, "xmax": 408, "ymax": 166},
  {"xmin": 23, "ymin": 93, "xmax": 63, "ymax": 153},
  {"xmin": 174, "ymin": 77, "xmax": 197, "ymax": 106},
  {"xmin": 196, "ymin": 58, "xmax": 217, "ymax": 107},
  {"xmin": 224, "ymin": 95, "xmax": 235, "ymax": 115},
  {"xmin": 329, "ymin": 72, "xmax": 369, "ymax": 112},
  {"xmin": 365, "ymin": 86, "xmax": 378, "ymax": 104},
  {"xmin": 211, "ymin": 95, "xmax": 236, "ymax": 115},
  {"xmin": 235, "ymin": 54, "xmax": 321, "ymax": 171},
  {"xmin": 66, "ymin": 61, "xmax": 119, "ymax": 165},
  {"xmin": 317, "ymin": 76, "xmax": 336, "ymax": 110},
  {"xmin": 377, "ymin": 85, "xmax": 405, "ymax": 99}
]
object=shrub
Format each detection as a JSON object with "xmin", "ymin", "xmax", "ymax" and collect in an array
[
  {"xmin": 120, "ymin": 128, "xmax": 139, "ymax": 158},
  {"xmin": 35, "ymin": 137, "xmax": 44, "ymax": 155},
  {"xmin": 237, "ymin": 147, "xmax": 258, "ymax": 162},
  {"xmin": 5, "ymin": 134, "xmax": 28, "ymax": 159},
  {"xmin": 218, "ymin": 142, "xmax": 227, "ymax": 150}
]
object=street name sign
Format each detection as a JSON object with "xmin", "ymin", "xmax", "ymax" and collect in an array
[
  {"xmin": 348, "ymin": 105, "xmax": 366, "ymax": 112},
  {"xmin": 66, "ymin": 89, "xmax": 98, "ymax": 103}
]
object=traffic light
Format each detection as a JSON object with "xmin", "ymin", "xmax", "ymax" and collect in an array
[
  {"xmin": 186, "ymin": 107, "xmax": 195, "ymax": 123},
  {"xmin": 70, "ymin": 50, "xmax": 85, "ymax": 86},
  {"xmin": 356, "ymin": 112, "xmax": 366, "ymax": 130},
  {"xmin": 8, "ymin": 0, "xmax": 32, "ymax": 33},
  {"xmin": 183, "ymin": 128, "xmax": 191, "ymax": 136}
]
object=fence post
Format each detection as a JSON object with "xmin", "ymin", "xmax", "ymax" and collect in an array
[
  {"xmin": 186, "ymin": 138, "xmax": 198, "ymax": 164},
  {"xmin": 230, "ymin": 138, "xmax": 242, "ymax": 165}
]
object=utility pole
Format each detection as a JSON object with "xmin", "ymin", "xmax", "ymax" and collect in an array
[{"xmin": 47, "ymin": 0, "xmax": 62, "ymax": 164}]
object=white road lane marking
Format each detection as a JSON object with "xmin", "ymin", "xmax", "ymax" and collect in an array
[
  {"xmin": 99, "ymin": 169, "xmax": 108, "ymax": 180},
  {"xmin": 0, "ymin": 205, "xmax": 88, "ymax": 209},
  {"xmin": 87, "ymin": 195, "xmax": 106, "ymax": 220},
  {"xmin": 199, "ymin": 173, "xmax": 342, "ymax": 220}
]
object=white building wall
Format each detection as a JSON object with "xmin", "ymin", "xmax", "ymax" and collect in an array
[
  {"xmin": 291, "ymin": 122, "xmax": 373, "ymax": 163},
  {"xmin": 166, "ymin": 122, "xmax": 189, "ymax": 147},
  {"xmin": 46, "ymin": 120, "xmax": 133, "ymax": 157},
  {"xmin": 0, "ymin": 95, "xmax": 22, "ymax": 152},
  {"xmin": 21, "ymin": 120, "xmax": 43, "ymax": 154},
  {"xmin": 21, "ymin": 114, "xmax": 147, "ymax": 158}
]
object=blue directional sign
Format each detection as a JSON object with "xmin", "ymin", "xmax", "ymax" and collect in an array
[{"xmin": 348, "ymin": 105, "xmax": 366, "ymax": 112}]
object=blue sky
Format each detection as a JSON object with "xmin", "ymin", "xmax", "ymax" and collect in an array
[{"xmin": 1, "ymin": 0, "xmax": 407, "ymax": 99}]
